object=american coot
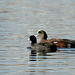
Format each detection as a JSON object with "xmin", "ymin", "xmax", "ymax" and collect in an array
[
  {"xmin": 37, "ymin": 30, "xmax": 75, "ymax": 48},
  {"xmin": 29, "ymin": 35, "xmax": 57, "ymax": 54}
]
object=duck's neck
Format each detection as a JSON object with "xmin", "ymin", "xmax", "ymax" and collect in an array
[
  {"xmin": 43, "ymin": 33, "xmax": 48, "ymax": 40},
  {"xmin": 31, "ymin": 40, "xmax": 37, "ymax": 45},
  {"xmin": 41, "ymin": 38, "xmax": 47, "ymax": 40},
  {"xmin": 40, "ymin": 39, "xmax": 47, "ymax": 43}
]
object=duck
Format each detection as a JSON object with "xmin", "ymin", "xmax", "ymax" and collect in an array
[
  {"xmin": 37, "ymin": 30, "xmax": 75, "ymax": 48},
  {"xmin": 29, "ymin": 35, "xmax": 57, "ymax": 54}
]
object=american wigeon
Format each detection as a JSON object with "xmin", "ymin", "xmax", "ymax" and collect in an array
[{"xmin": 37, "ymin": 30, "xmax": 75, "ymax": 48}]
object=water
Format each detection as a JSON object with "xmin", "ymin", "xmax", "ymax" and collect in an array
[{"xmin": 0, "ymin": 0, "xmax": 75, "ymax": 75}]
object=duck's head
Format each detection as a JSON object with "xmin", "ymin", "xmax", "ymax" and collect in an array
[
  {"xmin": 29, "ymin": 35, "xmax": 37, "ymax": 45},
  {"xmin": 37, "ymin": 30, "xmax": 48, "ymax": 40}
]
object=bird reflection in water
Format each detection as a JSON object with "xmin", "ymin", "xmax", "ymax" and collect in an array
[{"xmin": 29, "ymin": 50, "xmax": 47, "ymax": 61}]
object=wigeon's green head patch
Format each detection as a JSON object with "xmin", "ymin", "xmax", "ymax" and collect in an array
[{"xmin": 38, "ymin": 30, "xmax": 44, "ymax": 35}]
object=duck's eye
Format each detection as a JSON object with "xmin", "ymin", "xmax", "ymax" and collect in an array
[{"xmin": 38, "ymin": 31, "xmax": 42, "ymax": 33}]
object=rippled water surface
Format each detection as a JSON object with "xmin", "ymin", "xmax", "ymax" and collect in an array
[{"xmin": 0, "ymin": 0, "xmax": 75, "ymax": 75}]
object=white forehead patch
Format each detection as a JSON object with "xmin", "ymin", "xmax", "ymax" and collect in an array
[{"xmin": 37, "ymin": 29, "xmax": 42, "ymax": 34}]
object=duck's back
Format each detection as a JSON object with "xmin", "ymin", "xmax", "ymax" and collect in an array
[
  {"xmin": 40, "ymin": 38, "xmax": 75, "ymax": 48},
  {"xmin": 40, "ymin": 39, "xmax": 66, "ymax": 48},
  {"xmin": 31, "ymin": 42, "xmax": 57, "ymax": 53}
]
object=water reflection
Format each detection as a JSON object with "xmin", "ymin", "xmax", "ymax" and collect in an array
[
  {"xmin": 29, "ymin": 55, "xmax": 48, "ymax": 75},
  {"xmin": 28, "ymin": 48, "xmax": 75, "ymax": 75},
  {"xmin": 29, "ymin": 49, "xmax": 46, "ymax": 61}
]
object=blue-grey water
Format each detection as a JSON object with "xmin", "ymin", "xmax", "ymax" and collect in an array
[{"xmin": 0, "ymin": 0, "xmax": 75, "ymax": 75}]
